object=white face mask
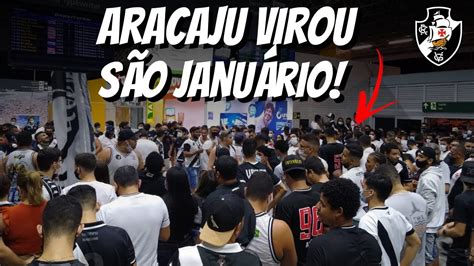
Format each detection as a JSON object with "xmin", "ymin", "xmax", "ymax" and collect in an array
[
  {"xmin": 426, "ymin": 139, "xmax": 432, "ymax": 143},
  {"xmin": 289, "ymin": 137, "xmax": 298, "ymax": 146},
  {"xmin": 245, "ymin": 132, "xmax": 250, "ymax": 138},
  {"xmin": 370, "ymin": 135, "xmax": 375, "ymax": 141},
  {"xmin": 177, "ymin": 132, "xmax": 183, "ymax": 138},
  {"xmin": 439, "ymin": 144, "xmax": 447, "ymax": 152}
]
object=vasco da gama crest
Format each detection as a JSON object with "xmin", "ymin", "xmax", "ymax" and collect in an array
[{"xmin": 415, "ymin": 7, "xmax": 462, "ymax": 66}]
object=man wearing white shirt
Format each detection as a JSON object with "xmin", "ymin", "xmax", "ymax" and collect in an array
[
  {"xmin": 359, "ymin": 172, "xmax": 421, "ymax": 266},
  {"xmin": 340, "ymin": 142, "xmax": 366, "ymax": 222},
  {"xmin": 359, "ymin": 135, "xmax": 374, "ymax": 172},
  {"xmin": 97, "ymin": 166, "xmax": 170, "ymax": 266},
  {"xmin": 135, "ymin": 130, "xmax": 159, "ymax": 162},
  {"xmin": 62, "ymin": 153, "xmax": 116, "ymax": 206},
  {"xmin": 98, "ymin": 125, "xmax": 116, "ymax": 149}
]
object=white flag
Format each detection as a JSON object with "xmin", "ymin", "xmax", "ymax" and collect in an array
[{"xmin": 52, "ymin": 72, "xmax": 95, "ymax": 187}]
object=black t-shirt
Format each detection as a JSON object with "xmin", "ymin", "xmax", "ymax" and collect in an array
[
  {"xmin": 311, "ymin": 183, "xmax": 325, "ymax": 194},
  {"xmin": 274, "ymin": 186, "xmax": 322, "ymax": 266},
  {"xmin": 306, "ymin": 226, "xmax": 382, "ymax": 266},
  {"xmin": 139, "ymin": 171, "xmax": 167, "ymax": 197},
  {"xmin": 162, "ymin": 135, "xmax": 172, "ymax": 159},
  {"xmin": 236, "ymin": 162, "xmax": 280, "ymax": 185},
  {"xmin": 202, "ymin": 182, "xmax": 255, "ymax": 247},
  {"xmin": 29, "ymin": 259, "xmax": 85, "ymax": 266},
  {"xmin": 451, "ymin": 191, "xmax": 474, "ymax": 250},
  {"xmin": 319, "ymin": 142, "xmax": 344, "ymax": 178},
  {"xmin": 75, "ymin": 221, "xmax": 136, "ymax": 266}
]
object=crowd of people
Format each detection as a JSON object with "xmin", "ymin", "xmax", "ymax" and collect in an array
[{"xmin": 0, "ymin": 112, "xmax": 473, "ymax": 266}]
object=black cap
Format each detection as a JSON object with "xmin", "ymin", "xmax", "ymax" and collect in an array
[
  {"xmin": 282, "ymin": 155, "xmax": 306, "ymax": 173},
  {"xmin": 118, "ymin": 129, "xmax": 137, "ymax": 142},
  {"xmin": 416, "ymin": 146, "xmax": 436, "ymax": 161},
  {"xmin": 200, "ymin": 194, "xmax": 245, "ymax": 246},
  {"xmin": 460, "ymin": 161, "xmax": 474, "ymax": 184}
]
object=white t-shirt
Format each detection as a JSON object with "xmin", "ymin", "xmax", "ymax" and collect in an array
[
  {"xmin": 361, "ymin": 147, "xmax": 375, "ymax": 172},
  {"xmin": 97, "ymin": 193, "xmax": 170, "ymax": 266},
  {"xmin": 341, "ymin": 166, "xmax": 366, "ymax": 220},
  {"xmin": 359, "ymin": 206, "xmax": 414, "ymax": 266},
  {"xmin": 62, "ymin": 180, "xmax": 117, "ymax": 205},
  {"xmin": 199, "ymin": 138, "xmax": 213, "ymax": 171},
  {"xmin": 135, "ymin": 139, "xmax": 159, "ymax": 161},
  {"xmin": 310, "ymin": 121, "xmax": 322, "ymax": 130},
  {"xmin": 438, "ymin": 161, "xmax": 451, "ymax": 185},
  {"xmin": 341, "ymin": 166, "xmax": 364, "ymax": 192},
  {"xmin": 98, "ymin": 135, "xmax": 116, "ymax": 149},
  {"xmin": 386, "ymin": 192, "xmax": 427, "ymax": 266}
]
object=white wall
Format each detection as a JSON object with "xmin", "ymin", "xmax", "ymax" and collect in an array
[{"xmin": 292, "ymin": 52, "xmax": 400, "ymax": 128}]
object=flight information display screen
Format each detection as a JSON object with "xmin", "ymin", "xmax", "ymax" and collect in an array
[{"xmin": 9, "ymin": 7, "xmax": 112, "ymax": 72}]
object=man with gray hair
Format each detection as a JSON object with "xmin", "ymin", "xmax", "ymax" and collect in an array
[{"xmin": 97, "ymin": 166, "xmax": 170, "ymax": 266}]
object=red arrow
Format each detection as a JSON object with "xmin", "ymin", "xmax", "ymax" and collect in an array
[{"xmin": 354, "ymin": 49, "xmax": 397, "ymax": 124}]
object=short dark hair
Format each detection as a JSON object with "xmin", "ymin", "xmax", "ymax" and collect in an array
[
  {"xmin": 265, "ymin": 102, "xmax": 275, "ymax": 113},
  {"xmin": 67, "ymin": 185, "xmax": 97, "ymax": 211},
  {"xmin": 285, "ymin": 169, "xmax": 307, "ymax": 181},
  {"xmin": 94, "ymin": 122, "xmax": 101, "ymax": 128},
  {"xmin": 260, "ymin": 127, "xmax": 270, "ymax": 136},
  {"xmin": 215, "ymin": 155, "xmax": 238, "ymax": 180},
  {"xmin": 381, "ymin": 142, "xmax": 400, "ymax": 154},
  {"xmin": 242, "ymin": 138, "xmax": 258, "ymax": 157},
  {"xmin": 37, "ymin": 148, "xmax": 61, "ymax": 172},
  {"xmin": 300, "ymin": 133, "xmax": 320, "ymax": 147},
  {"xmin": 345, "ymin": 143, "xmax": 364, "ymax": 160},
  {"xmin": 364, "ymin": 172, "xmax": 393, "ymax": 201},
  {"xmin": 358, "ymin": 134, "xmax": 371, "ymax": 147},
  {"xmin": 246, "ymin": 172, "xmax": 274, "ymax": 201},
  {"xmin": 42, "ymin": 195, "xmax": 82, "ymax": 241},
  {"xmin": 145, "ymin": 152, "xmax": 164, "ymax": 174},
  {"xmin": 320, "ymin": 178, "xmax": 360, "ymax": 220},
  {"xmin": 304, "ymin": 156, "xmax": 326, "ymax": 175},
  {"xmin": 373, "ymin": 164, "xmax": 400, "ymax": 183},
  {"xmin": 94, "ymin": 160, "xmax": 110, "ymax": 184},
  {"xmin": 274, "ymin": 140, "xmax": 289, "ymax": 154},
  {"xmin": 75, "ymin": 153, "xmax": 97, "ymax": 172},
  {"xmin": 368, "ymin": 152, "xmax": 387, "ymax": 165},
  {"xmin": 114, "ymin": 166, "xmax": 139, "ymax": 187},
  {"xmin": 17, "ymin": 131, "xmax": 32, "ymax": 146}
]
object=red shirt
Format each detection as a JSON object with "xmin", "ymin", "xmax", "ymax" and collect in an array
[{"xmin": 2, "ymin": 201, "xmax": 46, "ymax": 255}]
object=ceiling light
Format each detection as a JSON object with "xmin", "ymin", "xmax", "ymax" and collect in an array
[
  {"xmin": 352, "ymin": 44, "xmax": 373, "ymax": 50},
  {"xmin": 388, "ymin": 38, "xmax": 413, "ymax": 45}
]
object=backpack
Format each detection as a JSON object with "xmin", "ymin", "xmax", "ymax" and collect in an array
[{"xmin": 197, "ymin": 246, "xmax": 261, "ymax": 266}]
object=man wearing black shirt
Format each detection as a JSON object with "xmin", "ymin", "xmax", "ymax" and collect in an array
[
  {"xmin": 274, "ymin": 155, "xmax": 322, "ymax": 266},
  {"xmin": 438, "ymin": 161, "xmax": 474, "ymax": 265},
  {"xmin": 319, "ymin": 127, "xmax": 344, "ymax": 178},
  {"xmin": 306, "ymin": 178, "xmax": 382, "ymax": 266},
  {"xmin": 382, "ymin": 142, "xmax": 411, "ymax": 184},
  {"xmin": 202, "ymin": 155, "xmax": 255, "ymax": 247},
  {"xmin": 237, "ymin": 139, "xmax": 286, "ymax": 209},
  {"xmin": 68, "ymin": 185, "xmax": 136, "ymax": 266}
]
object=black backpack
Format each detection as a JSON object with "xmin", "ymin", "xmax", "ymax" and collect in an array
[{"xmin": 197, "ymin": 246, "xmax": 261, "ymax": 266}]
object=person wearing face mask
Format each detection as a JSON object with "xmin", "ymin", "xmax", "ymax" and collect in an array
[
  {"xmin": 245, "ymin": 171, "xmax": 297, "ymax": 266},
  {"xmin": 97, "ymin": 129, "xmax": 143, "ymax": 184},
  {"xmin": 37, "ymin": 148, "xmax": 62, "ymax": 201},
  {"xmin": 415, "ymin": 147, "xmax": 446, "ymax": 266},
  {"xmin": 62, "ymin": 153, "xmax": 116, "ymax": 206},
  {"xmin": 359, "ymin": 172, "xmax": 421, "ymax": 266},
  {"xmin": 439, "ymin": 137, "xmax": 452, "ymax": 161},
  {"xmin": 287, "ymin": 134, "xmax": 299, "ymax": 155},
  {"xmin": 336, "ymin": 117, "xmax": 348, "ymax": 134}
]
